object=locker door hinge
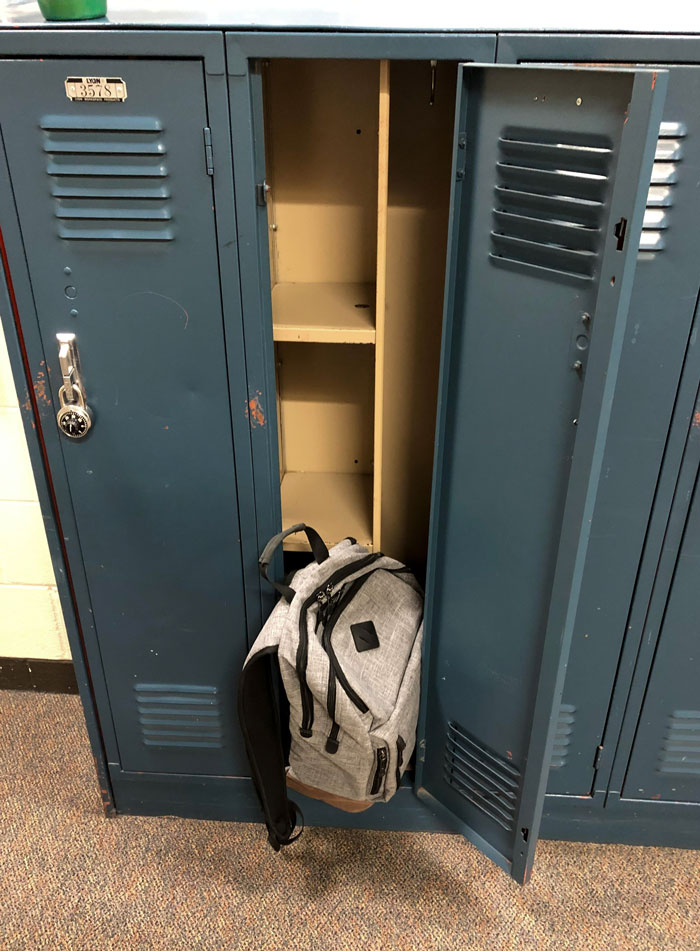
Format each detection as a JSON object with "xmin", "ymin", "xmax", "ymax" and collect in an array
[
  {"xmin": 593, "ymin": 744, "xmax": 604, "ymax": 771},
  {"xmin": 256, "ymin": 181, "xmax": 270, "ymax": 206},
  {"xmin": 203, "ymin": 127, "xmax": 214, "ymax": 176}
]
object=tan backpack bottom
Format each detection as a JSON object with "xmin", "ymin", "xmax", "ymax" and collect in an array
[{"xmin": 286, "ymin": 772, "xmax": 373, "ymax": 813}]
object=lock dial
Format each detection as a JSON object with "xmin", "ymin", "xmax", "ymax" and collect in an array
[{"xmin": 57, "ymin": 403, "xmax": 91, "ymax": 438}]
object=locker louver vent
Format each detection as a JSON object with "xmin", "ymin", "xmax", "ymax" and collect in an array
[
  {"xmin": 41, "ymin": 115, "xmax": 173, "ymax": 241},
  {"xmin": 658, "ymin": 710, "xmax": 700, "ymax": 775},
  {"xmin": 640, "ymin": 121, "xmax": 686, "ymax": 253},
  {"xmin": 549, "ymin": 703, "xmax": 576, "ymax": 769},
  {"xmin": 135, "ymin": 683, "xmax": 223, "ymax": 748},
  {"xmin": 491, "ymin": 127, "xmax": 613, "ymax": 282},
  {"xmin": 443, "ymin": 721, "xmax": 520, "ymax": 832}
]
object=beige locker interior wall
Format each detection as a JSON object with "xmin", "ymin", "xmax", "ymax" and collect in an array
[
  {"xmin": 263, "ymin": 59, "xmax": 380, "ymax": 285},
  {"xmin": 0, "ymin": 321, "xmax": 70, "ymax": 660},
  {"xmin": 277, "ymin": 341, "xmax": 375, "ymax": 474}
]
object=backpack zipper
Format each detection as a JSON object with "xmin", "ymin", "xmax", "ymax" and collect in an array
[
  {"xmin": 321, "ymin": 565, "xmax": 414, "ymax": 709},
  {"xmin": 321, "ymin": 573, "xmax": 373, "ymax": 712},
  {"xmin": 320, "ymin": 566, "xmax": 413, "ymax": 751},
  {"xmin": 321, "ymin": 573, "xmax": 373, "ymax": 753},
  {"xmin": 395, "ymin": 734, "xmax": 406, "ymax": 789},
  {"xmin": 295, "ymin": 552, "xmax": 382, "ymax": 737},
  {"xmin": 370, "ymin": 746, "xmax": 388, "ymax": 796}
]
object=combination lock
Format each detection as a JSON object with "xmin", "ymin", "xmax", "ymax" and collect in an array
[
  {"xmin": 57, "ymin": 383, "xmax": 92, "ymax": 438},
  {"xmin": 55, "ymin": 333, "xmax": 93, "ymax": 439}
]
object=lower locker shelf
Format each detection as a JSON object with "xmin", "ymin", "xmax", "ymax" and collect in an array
[{"xmin": 280, "ymin": 471, "xmax": 373, "ymax": 551}]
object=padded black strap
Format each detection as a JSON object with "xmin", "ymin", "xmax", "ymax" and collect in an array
[
  {"xmin": 238, "ymin": 645, "xmax": 303, "ymax": 851},
  {"xmin": 258, "ymin": 523, "xmax": 329, "ymax": 603}
]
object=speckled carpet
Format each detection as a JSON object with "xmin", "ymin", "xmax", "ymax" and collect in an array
[{"xmin": 1, "ymin": 690, "xmax": 698, "ymax": 951}]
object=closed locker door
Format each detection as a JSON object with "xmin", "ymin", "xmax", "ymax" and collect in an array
[
  {"xmin": 498, "ymin": 39, "xmax": 700, "ymax": 796},
  {"xmin": 496, "ymin": 41, "xmax": 700, "ymax": 802},
  {"xmin": 0, "ymin": 58, "xmax": 248, "ymax": 777},
  {"xmin": 543, "ymin": 67, "xmax": 700, "ymax": 798},
  {"xmin": 621, "ymin": 392, "xmax": 700, "ymax": 806},
  {"xmin": 415, "ymin": 64, "xmax": 666, "ymax": 882}
]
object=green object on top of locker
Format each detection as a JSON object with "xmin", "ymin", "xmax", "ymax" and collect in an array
[{"xmin": 38, "ymin": 0, "xmax": 106, "ymax": 21}]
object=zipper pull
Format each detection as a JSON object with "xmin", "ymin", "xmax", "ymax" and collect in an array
[
  {"xmin": 316, "ymin": 583, "xmax": 335, "ymax": 628},
  {"xmin": 317, "ymin": 582, "xmax": 334, "ymax": 606},
  {"xmin": 370, "ymin": 747, "xmax": 388, "ymax": 795}
]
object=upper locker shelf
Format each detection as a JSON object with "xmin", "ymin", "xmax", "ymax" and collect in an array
[{"xmin": 415, "ymin": 64, "xmax": 667, "ymax": 883}]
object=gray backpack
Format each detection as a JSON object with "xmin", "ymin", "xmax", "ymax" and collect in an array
[{"xmin": 238, "ymin": 523, "xmax": 424, "ymax": 850}]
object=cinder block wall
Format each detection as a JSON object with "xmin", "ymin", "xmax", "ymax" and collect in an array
[{"xmin": 0, "ymin": 321, "xmax": 70, "ymax": 660}]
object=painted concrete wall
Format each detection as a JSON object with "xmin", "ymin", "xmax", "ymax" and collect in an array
[{"xmin": 0, "ymin": 320, "xmax": 70, "ymax": 660}]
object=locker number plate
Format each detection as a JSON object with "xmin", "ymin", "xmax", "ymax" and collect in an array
[{"xmin": 65, "ymin": 77, "xmax": 127, "ymax": 102}]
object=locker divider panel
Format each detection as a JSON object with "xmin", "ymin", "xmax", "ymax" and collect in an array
[{"xmin": 379, "ymin": 60, "xmax": 458, "ymax": 569}]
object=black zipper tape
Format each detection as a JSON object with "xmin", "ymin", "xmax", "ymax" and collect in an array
[
  {"xmin": 295, "ymin": 553, "xmax": 382, "ymax": 737},
  {"xmin": 370, "ymin": 747, "xmax": 388, "ymax": 796},
  {"xmin": 396, "ymin": 734, "xmax": 406, "ymax": 788},
  {"xmin": 319, "ymin": 562, "xmax": 415, "ymax": 749},
  {"xmin": 322, "ymin": 573, "xmax": 373, "ymax": 714},
  {"xmin": 322, "ymin": 574, "xmax": 373, "ymax": 751}
]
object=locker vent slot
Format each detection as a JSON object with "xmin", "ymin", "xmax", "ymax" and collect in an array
[
  {"xmin": 41, "ymin": 116, "xmax": 173, "ymax": 241},
  {"xmin": 549, "ymin": 703, "xmax": 576, "ymax": 769},
  {"xmin": 135, "ymin": 683, "xmax": 223, "ymax": 748},
  {"xmin": 639, "ymin": 121, "xmax": 686, "ymax": 254},
  {"xmin": 658, "ymin": 710, "xmax": 700, "ymax": 775},
  {"xmin": 491, "ymin": 127, "xmax": 613, "ymax": 282},
  {"xmin": 443, "ymin": 720, "xmax": 520, "ymax": 832}
]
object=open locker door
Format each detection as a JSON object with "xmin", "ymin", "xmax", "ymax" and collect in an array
[{"xmin": 415, "ymin": 64, "xmax": 666, "ymax": 883}]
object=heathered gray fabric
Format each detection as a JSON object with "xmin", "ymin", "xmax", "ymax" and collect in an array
[{"xmin": 244, "ymin": 539, "xmax": 424, "ymax": 804}]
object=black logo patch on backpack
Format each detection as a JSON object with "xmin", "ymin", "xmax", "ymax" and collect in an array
[{"xmin": 351, "ymin": 620, "xmax": 379, "ymax": 653}]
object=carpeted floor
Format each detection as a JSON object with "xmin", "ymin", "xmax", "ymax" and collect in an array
[{"xmin": 1, "ymin": 691, "xmax": 698, "ymax": 951}]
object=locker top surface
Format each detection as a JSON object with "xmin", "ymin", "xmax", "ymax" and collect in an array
[{"xmin": 2, "ymin": 0, "xmax": 700, "ymax": 34}]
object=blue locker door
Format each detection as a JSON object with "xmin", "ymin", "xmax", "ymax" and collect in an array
[
  {"xmin": 0, "ymin": 58, "xmax": 249, "ymax": 776},
  {"xmin": 621, "ymin": 391, "xmax": 700, "ymax": 805},
  {"xmin": 545, "ymin": 70, "xmax": 700, "ymax": 798},
  {"xmin": 416, "ymin": 64, "xmax": 666, "ymax": 882},
  {"xmin": 492, "ymin": 60, "xmax": 700, "ymax": 802}
]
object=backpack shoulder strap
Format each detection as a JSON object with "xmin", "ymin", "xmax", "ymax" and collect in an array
[{"xmin": 238, "ymin": 645, "xmax": 303, "ymax": 850}]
